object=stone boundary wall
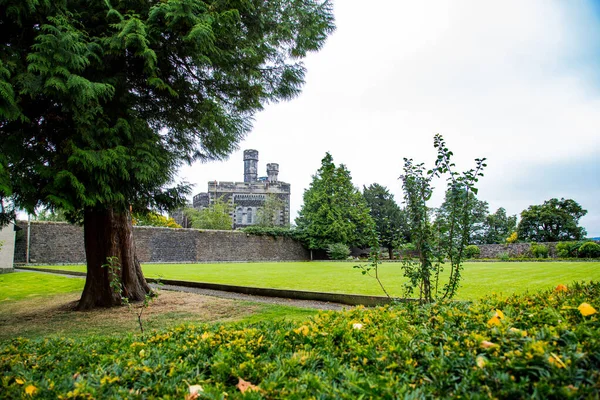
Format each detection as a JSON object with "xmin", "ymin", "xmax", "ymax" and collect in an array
[
  {"xmin": 477, "ymin": 242, "xmax": 559, "ymax": 258},
  {"xmin": 14, "ymin": 221, "xmax": 310, "ymax": 264}
]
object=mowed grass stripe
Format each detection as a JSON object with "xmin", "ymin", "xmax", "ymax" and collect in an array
[{"xmin": 32, "ymin": 261, "xmax": 600, "ymax": 300}]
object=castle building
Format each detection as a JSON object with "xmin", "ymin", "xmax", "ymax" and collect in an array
[{"xmin": 183, "ymin": 150, "xmax": 291, "ymax": 229}]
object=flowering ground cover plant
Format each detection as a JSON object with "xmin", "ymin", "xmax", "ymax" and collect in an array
[{"xmin": 1, "ymin": 282, "xmax": 599, "ymax": 398}]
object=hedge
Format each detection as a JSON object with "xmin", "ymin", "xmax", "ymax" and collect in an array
[{"xmin": 1, "ymin": 282, "xmax": 599, "ymax": 398}]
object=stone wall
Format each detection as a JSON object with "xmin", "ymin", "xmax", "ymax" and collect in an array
[
  {"xmin": 14, "ymin": 221, "xmax": 310, "ymax": 264},
  {"xmin": 477, "ymin": 242, "xmax": 559, "ymax": 258}
]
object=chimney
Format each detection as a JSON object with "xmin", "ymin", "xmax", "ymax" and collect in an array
[
  {"xmin": 243, "ymin": 149, "xmax": 259, "ymax": 182},
  {"xmin": 267, "ymin": 163, "xmax": 279, "ymax": 182}
]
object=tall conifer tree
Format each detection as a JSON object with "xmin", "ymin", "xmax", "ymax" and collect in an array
[
  {"xmin": 0, "ymin": 0, "xmax": 335, "ymax": 309},
  {"xmin": 296, "ymin": 153, "xmax": 375, "ymax": 251}
]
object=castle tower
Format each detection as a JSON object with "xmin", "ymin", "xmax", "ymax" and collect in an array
[
  {"xmin": 267, "ymin": 163, "xmax": 279, "ymax": 182},
  {"xmin": 243, "ymin": 149, "xmax": 259, "ymax": 182}
]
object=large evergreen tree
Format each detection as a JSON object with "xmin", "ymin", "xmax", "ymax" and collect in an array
[
  {"xmin": 296, "ymin": 153, "xmax": 374, "ymax": 251},
  {"xmin": 481, "ymin": 207, "xmax": 517, "ymax": 244},
  {"xmin": 363, "ymin": 183, "xmax": 409, "ymax": 259},
  {"xmin": 0, "ymin": 0, "xmax": 334, "ymax": 309},
  {"xmin": 434, "ymin": 189, "xmax": 488, "ymax": 245},
  {"xmin": 517, "ymin": 198, "xmax": 587, "ymax": 242}
]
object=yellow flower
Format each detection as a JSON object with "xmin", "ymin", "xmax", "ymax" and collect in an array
[
  {"xmin": 495, "ymin": 309, "xmax": 505, "ymax": 320},
  {"xmin": 139, "ymin": 349, "xmax": 145, "ymax": 357},
  {"xmin": 578, "ymin": 303, "xmax": 597, "ymax": 317},
  {"xmin": 548, "ymin": 353, "xmax": 566, "ymax": 369},
  {"xmin": 25, "ymin": 385, "xmax": 37, "ymax": 396},
  {"xmin": 15, "ymin": 378, "xmax": 24, "ymax": 385},
  {"xmin": 294, "ymin": 325, "xmax": 309, "ymax": 336},
  {"xmin": 487, "ymin": 315, "xmax": 501, "ymax": 327}
]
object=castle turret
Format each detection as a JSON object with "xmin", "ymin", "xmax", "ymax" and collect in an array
[
  {"xmin": 243, "ymin": 149, "xmax": 258, "ymax": 182},
  {"xmin": 267, "ymin": 163, "xmax": 279, "ymax": 182}
]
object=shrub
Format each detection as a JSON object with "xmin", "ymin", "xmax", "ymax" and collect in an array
[
  {"xmin": 506, "ymin": 232, "xmax": 518, "ymax": 243},
  {"xmin": 556, "ymin": 241, "xmax": 579, "ymax": 258},
  {"xmin": 326, "ymin": 243, "xmax": 351, "ymax": 260},
  {"xmin": 498, "ymin": 252, "xmax": 510, "ymax": 261},
  {"xmin": 397, "ymin": 243, "xmax": 417, "ymax": 258},
  {"xmin": 1, "ymin": 282, "xmax": 599, "ymax": 398},
  {"xmin": 531, "ymin": 243, "xmax": 549, "ymax": 259},
  {"xmin": 464, "ymin": 245, "xmax": 480, "ymax": 259},
  {"xmin": 578, "ymin": 241, "xmax": 600, "ymax": 258}
]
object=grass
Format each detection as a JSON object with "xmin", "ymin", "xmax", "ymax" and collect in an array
[
  {"xmin": 0, "ymin": 271, "xmax": 84, "ymax": 302},
  {"xmin": 0, "ymin": 272, "xmax": 318, "ymax": 341},
  {"xmin": 35, "ymin": 261, "xmax": 600, "ymax": 300}
]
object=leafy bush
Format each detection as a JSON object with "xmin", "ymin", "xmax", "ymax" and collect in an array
[
  {"xmin": 1, "ymin": 282, "xmax": 599, "ymax": 398},
  {"xmin": 506, "ymin": 232, "xmax": 518, "ymax": 243},
  {"xmin": 556, "ymin": 241, "xmax": 580, "ymax": 258},
  {"xmin": 133, "ymin": 212, "xmax": 181, "ymax": 228},
  {"xmin": 326, "ymin": 242, "xmax": 351, "ymax": 260},
  {"xmin": 464, "ymin": 245, "xmax": 480, "ymax": 259},
  {"xmin": 578, "ymin": 241, "xmax": 600, "ymax": 258},
  {"xmin": 530, "ymin": 243, "xmax": 549, "ymax": 259},
  {"xmin": 498, "ymin": 252, "xmax": 510, "ymax": 261}
]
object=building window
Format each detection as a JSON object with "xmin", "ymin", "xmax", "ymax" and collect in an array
[
  {"xmin": 236, "ymin": 208, "xmax": 243, "ymax": 224},
  {"xmin": 247, "ymin": 208, "xmax": 253, "ymax": 224}
]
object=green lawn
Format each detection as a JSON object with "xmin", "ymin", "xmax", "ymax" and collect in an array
[
  {"xmin": 0, "ymin": 271, "xmax": 84, "ymax": 302},
  {"xmin": 34, "ymin": 261, "xmax": 600, "ymax": 300},
  {"xmin": 0, "ymin": 272, "xmax": 317, "ymax": 340}
]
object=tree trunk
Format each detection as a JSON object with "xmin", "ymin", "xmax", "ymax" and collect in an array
[
  {"xmin": 388, "ymin": 247, "xmax": 394, "ymax": 260},
  {"xmin": 77, "ymin": 208, "xmax": 151, "ymax": 310}
]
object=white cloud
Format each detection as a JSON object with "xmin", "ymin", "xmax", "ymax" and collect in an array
[{"xmin": 178, "ymin": 0, "xmax": 600, "ymax": 236}]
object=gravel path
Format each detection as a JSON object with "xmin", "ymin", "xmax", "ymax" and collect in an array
[
  {"xmin": 157, "ymin": 284, "xmax": 348, "ymax": 311},
  {"xmin": 15, "ymin": 268, "xmax": 348, "ymax": 311}
]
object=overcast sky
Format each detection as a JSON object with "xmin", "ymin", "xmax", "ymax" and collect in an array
[{"xmin": 177, "ymin": 0, "xmax": 600, "ymax": 237}]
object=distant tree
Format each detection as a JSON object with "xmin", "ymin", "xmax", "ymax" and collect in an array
[
  {"xmin": 363, "ymin": 183, "xmax": 409, "ymax": 259},
  {"xmin": 517, "ymin": 198, "xmax": 587, "ymax": 242},
  {"xmin": 185, "ymin": 197, "xmax": 232, "ymax": 230},
  {"xmin": 256, "ymin": 195, "xmax": 285, "ymax": 227},
  {"xmin": 34, "ymin": 208, "xmax": 68, "ymax": 222},
  {"xmin": 481, "ymin": 207, "xmax": 517, "ymax": 244},
  {"xmin": 296, "ymin": 153, "xmax": 375, "ymax": 251},
  {"xmin": 0, "ymin": 1, "xmax": 334, "ymax": 309},
  {"xmin": 434, "ymin": 189, "xmax": 488, "ymax": 245},
  {"xmin": 133, "ymin": 212, "xmax": 181, "ymax": 228}
]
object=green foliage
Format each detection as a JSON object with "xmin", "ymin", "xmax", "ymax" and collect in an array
[
  {"xmin": 464, "ymin": 245, "xmax": 480, "ymax": 259},
  {"xmin": 401, "ymin": 134, "xmax": 486, "ymax": 302},
  {"xmin": 185, "ymin": 197, "xmax": 232, "ymax": 230},
  {"xmin": 33, "ymin": 208, "xmax": 68, "ymax": 222},
  {"xmin": 435, "ymin": 190, "xmax": 488, "ymax": 245},
  {"xmin": 133, "ymin": 212, "xmax": 181, "ymax": 228},
  {"xmin": 296, "ymin": 153, "xmax": 375, "ymax": 250},
  {"xmin": 506, "ymin": 232, "xmax": 518, "ymax": 244},
  {"xmin": 326, "ymin": 242, "xmax": 351, "ymax": 260},
  {"xmin": 517, "ymin": 198, "xmax": 587, "ymax": 242},
  {"xmin": 2, "ymin": 282, "xmax": 600, "ymax": 398},
  {"xmin": 0, "ymin": 0, "xmax": 335, "ymax": 230},
  {"xmin": 482, "ymin": 207, "xmax": 517, "ymax": 244},
  {"xmin": 498, "ymin": 252, "xmax": 510, "ymax": 261},
  {"xmin": 256, "ymin": 195, "xmax": 286, "ymax": 228},
  {"xmin": 363, "ymin": 183, "xmax": 409, "ymax": 258},
  {"xmin": 556, "ymin": 241, "xmax": 580, "ymax": 258},
  {"xmin": 241, "ymin": 226, "xmax": 300, "ymax": 240},
  {"xmin": 578, "ymin": 242, "xmax": 600, "ymax": 258},
  {"xmin": 530, "ymin": 243, "xmax": 549, "ymax": 259}
]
